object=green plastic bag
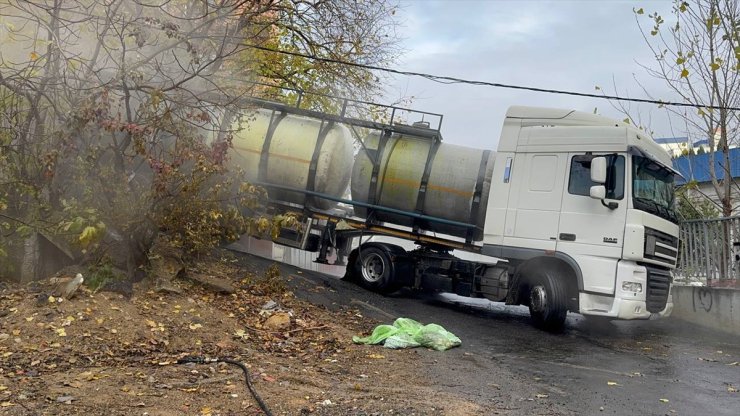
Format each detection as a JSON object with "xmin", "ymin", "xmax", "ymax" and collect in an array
[
  {"xmin": 384, "ymin": 333, "xmax": 421, "ymax": 349},
  {"xmin": 414, "ymin": 324, "xmax": 462, "ymax": 351},
  {"xmin": 392, "ymin": 317, "xmax": 423, "ymax": 334},
  {"xmin": 353, "ymin": 318, "xmax": 460, "ymax": 351},
  {"xmin": 352, "ymin": 324, "xmax": 399, "ymax": 345}
]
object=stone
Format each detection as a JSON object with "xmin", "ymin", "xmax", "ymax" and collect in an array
[{"xmin": 265, "ymin": 312, "xmax": 291, "ymax": 330}]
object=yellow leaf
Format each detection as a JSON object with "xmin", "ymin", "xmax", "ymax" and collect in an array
[
  {"xmin": 189, "ymin": 323, "xmax": 202, "ymax": 330},
  {"xmin": 607, "ymin": 381, "xmax": 620, "ymax": 386},
  {"xmin": 0, "ymin": 386, "xmax": 7, "ymax": 391},
  {"xmin": 710, "ymin": 62, "xmax": 720, "ymax": 71},
  {"xmin": 680, "ymin": 68, "xmax": 689, "ymax": 78},
  {"xmin": 200, "ymin": 407, "xmax": 212, "ymax": 416},
  {"xmin": 29, "ymin": 51, "xmax": 38, "ymax": 61},
  {"xmin": 1, "ymin": 352, "xmax": 12, "ymax": 358},
  {"xmin": 56, "ymin": 328, "xmax": 67, "ymax": 337},
  {"xmin": 0, "ymin": 402, "xmax": 14, "ymax": 407},
  {"xmin": 636, "ymin": 8, "xmax": 644, "ymax": 14},
  {"xmin": 78, "ymin": 226, "xmax": 98, "ymax": 247},
  {"xmin": 659, "ymin": 398, "xmax": 669, "ymax": 403}
]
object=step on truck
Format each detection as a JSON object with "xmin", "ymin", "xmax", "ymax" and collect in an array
[{"xmin": 228, "ymin": 95, "xmax": 680, "ymax": 331}]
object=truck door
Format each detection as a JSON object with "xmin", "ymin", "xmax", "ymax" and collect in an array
[
  {"xmin": 504, "ymin": 153, "xmax": 567, "ymax": 251},
  {"xmin": 557, "ymin": 153, "xmax": 627, "ymax": 294}
]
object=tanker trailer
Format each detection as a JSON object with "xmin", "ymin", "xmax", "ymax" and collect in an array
[
  {"xmin": 229, "ymin": 109, "xmax": 354, "ymax": 211},
  {"xmin": 351, "ymin": 130, "xmax": 494, "ymax": 241}
]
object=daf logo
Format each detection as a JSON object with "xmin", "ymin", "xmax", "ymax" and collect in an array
[{"xmin": 603, "ymin": 237, "xmax": 618, "ymax": 244}]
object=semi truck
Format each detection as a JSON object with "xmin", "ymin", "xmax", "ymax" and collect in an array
[{"xmin": 228, "ymin": 96, "xmax": 679, "ymax": 331}]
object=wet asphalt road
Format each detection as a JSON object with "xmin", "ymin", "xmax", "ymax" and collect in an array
[{"xmin": 237, "ymin": 252, "xmax": 740, "ymax": 416}]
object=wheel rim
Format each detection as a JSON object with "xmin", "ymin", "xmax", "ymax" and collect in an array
[
  {"xmin": 361, "ymin": 252, "xmax": 385, "ymax": 283},
  {"xmin": 530, "ymin": 285, "xmax": 547, "ymax": 313}
]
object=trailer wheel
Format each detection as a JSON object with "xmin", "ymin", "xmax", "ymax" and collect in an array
[
  {"xmin": 527, "ymin": 270, "xmax": 568, "ymax": 331},
  {"xmin": 355, "ymin": 247, "xmax": 400, "ymax": 294}
]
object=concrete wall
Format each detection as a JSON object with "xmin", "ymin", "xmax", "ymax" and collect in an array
[{"xmin": 671, "ymin": 285, "xmax": 740, "ymax": 335}]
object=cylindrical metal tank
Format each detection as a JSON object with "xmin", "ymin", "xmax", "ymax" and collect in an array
[
  {"xmin": 351, "ymin": 132, "xmax": 494, "ymax": 241},
  {"xmin": 230, "ymin": 109, "xmax": 353, "ymax": 210}
]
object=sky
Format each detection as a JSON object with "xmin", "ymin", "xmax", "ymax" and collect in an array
[{"xmin": 386, "ymin": 0, "xmax": 682, "ymax": 150}]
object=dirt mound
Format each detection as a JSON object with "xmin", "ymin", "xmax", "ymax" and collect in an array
[{"xmin": 0, "ymin": 254, "xmax": 481, "ymax": 415}]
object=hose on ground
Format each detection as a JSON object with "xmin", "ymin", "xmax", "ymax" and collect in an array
[{"xmin": 176, "ymin": 356, "xmax": 273, "ymax": 416}]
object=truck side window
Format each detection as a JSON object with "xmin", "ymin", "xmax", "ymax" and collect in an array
[{"xmin": 568, "ymin": 155, "xmax": 624, "ymax": 199}]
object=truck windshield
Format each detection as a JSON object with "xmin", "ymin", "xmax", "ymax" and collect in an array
[{"xmin": 632, "ymin": 155, "xmax": 677, "ymax": 224}]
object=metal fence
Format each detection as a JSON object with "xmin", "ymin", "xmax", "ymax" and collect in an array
[{"xmin": 676, "ymin": 216, "xmax": 740, "ymax": 282}]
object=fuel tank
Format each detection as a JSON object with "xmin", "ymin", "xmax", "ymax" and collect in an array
[
  {"xmin": 230, "ymin": 109, "xmax": 354, "ymax": 210},
  {"xmin": 351, "ymin": 131, "xmax": 494, "ymax": 241}
]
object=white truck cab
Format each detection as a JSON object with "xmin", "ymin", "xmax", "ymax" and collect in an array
[{"xmin": 478, "ymin": 107, "xmax": 678, "ymax": 322}]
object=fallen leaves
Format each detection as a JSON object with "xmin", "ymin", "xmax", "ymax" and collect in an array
[
  {"xmin": 78, "ymin": 371, "xmax": 109, "ymax": 381},
  {"xmin": 659, "ymin": 398, "xmax": 670, "ymax": 403},
  {"xmin": 607, "ymin": 381, "xmax": 621, "ymax": 386}
]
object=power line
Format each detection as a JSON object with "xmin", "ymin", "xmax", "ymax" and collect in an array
[{"xmin": 245, "ymin": 43, "xmax": 740, "ymax": 112}]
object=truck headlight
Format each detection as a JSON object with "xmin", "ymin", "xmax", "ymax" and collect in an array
[{"xmin": 622, "ymin": 281, "xmax": 643, "ymax": 293}]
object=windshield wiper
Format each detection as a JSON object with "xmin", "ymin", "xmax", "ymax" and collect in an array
[
  {"xmin": 634, "ymin": 196, "xmax": 677, "ymax": 223},
  {"xmin": 634, "ymin": 196, "xmax": 661, "ymax": 214}
]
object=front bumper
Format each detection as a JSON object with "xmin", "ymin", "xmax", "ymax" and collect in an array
[{"xmin": 579, "ymin": 292, "xmax": 673, "ymax": 320}]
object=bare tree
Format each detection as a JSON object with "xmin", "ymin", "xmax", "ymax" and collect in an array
[{"xmin": 635, "ymin": 0, "xmax": 740, "ymax": 217}]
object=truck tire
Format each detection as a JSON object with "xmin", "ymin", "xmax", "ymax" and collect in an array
[
  {"xmin": 527, "ymin": 270, "xmax": 568, "ymax": 331},
  {"xmin": 354, "ymin": 246, "xmax": 401, "ymax": 294}
]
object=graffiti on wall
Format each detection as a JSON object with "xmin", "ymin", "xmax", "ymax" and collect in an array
[{"xmin": 692, "ymin": 287, "xmax": 714, "ymax": 313}]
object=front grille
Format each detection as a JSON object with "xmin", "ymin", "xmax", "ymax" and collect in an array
[
  {"xmin": 644, "ymin": 265, "xmax": 672, "ymax": 313},
  {"xmin": 644, "ymin": 227, "xmax": 678, "ymax": 266}
]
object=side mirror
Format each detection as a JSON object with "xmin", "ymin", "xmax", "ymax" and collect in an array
[
  {"xmin": 591, "ymin": 157, "xmax": 607, "ymax": 183},
  {"xmin": 590, "ymin": 185, "xmax": 606, "ymax": 200},
  {"xmin": 591, "ymin": 184, "xmax": 618, "ymax": 210}
]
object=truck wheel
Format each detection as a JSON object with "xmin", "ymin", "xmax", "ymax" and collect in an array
[
  {"xmin": 355, "ymin": 247, "xmax": 399, "ymax": 294},
  {"xmin": 527, "ymin": 270, "xmax": 568, "ymax": 331}
]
